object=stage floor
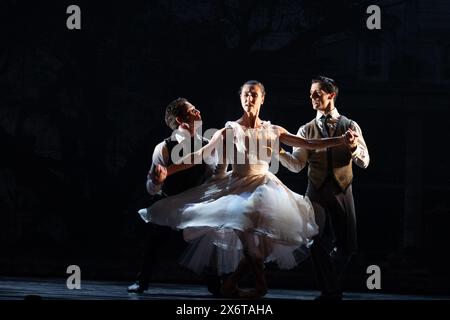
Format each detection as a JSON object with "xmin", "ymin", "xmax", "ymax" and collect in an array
[{"xmin": 0, "ymin": 277, "xmax": 449, "ymax": 300}]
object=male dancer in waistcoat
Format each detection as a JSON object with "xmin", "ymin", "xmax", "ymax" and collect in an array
[
  {"xmin": 279, "ymin": 76, "xmax": 370, "ymax": 300},
  {"xmin": 127, "ymin": 97, "xmax": 222, "ymax": 295}
]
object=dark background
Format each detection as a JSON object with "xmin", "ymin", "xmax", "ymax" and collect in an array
[{"xmin": 1, "ymin": 0, "xmax": 449, "ymax": 295}]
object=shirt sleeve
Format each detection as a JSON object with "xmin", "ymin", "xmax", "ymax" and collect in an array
[
  {"xmin": 146, "ymin": 141, "xmax": 169, "ymax": 195},
  {"xmin": 277, "ymin": 125, "xmax": 309, "ymax": 173},
  {"xmin": 349, "ymin": 120, "xmax": 370, "ymax": 169}
]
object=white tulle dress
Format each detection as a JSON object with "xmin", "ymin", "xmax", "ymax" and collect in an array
[{"xmin": 138, "ymin": 121, "xmax": 318, "ymax": 275}]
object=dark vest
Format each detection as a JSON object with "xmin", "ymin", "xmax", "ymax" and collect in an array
[
  {"xmin": 161, "ymin": 136, "xmax": 209, "ymax": 196},
  {"xmin": 305, "ymin": 115, "xmax": 353, "ymax": 191}
]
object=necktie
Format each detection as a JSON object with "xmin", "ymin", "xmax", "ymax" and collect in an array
[
  {"xmin": 320, "ymin": 114, "xmax": 332, "ymax": 137},
  {"xmin": 320, "ymin": 114, "xmax": 334, "ymax": 175}
]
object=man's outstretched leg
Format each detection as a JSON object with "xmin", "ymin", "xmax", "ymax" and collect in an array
[{"xmin": 128, "ymin": 224, "xmax": 171, "ymax": 293}]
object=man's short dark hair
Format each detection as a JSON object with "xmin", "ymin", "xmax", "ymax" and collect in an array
[
  {"xmin": 165, "ymin": 98, "xmax": 189, "ymax": 130},
  {"xmin": 239, "ymin": 80, "xmax": 266, "ymax": 96},
  {"xmin": 312, "ymin": 76, "xmax": 339, "ymax": 102}
]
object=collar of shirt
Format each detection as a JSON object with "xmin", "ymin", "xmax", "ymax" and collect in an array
[
  {"xmin": 315, "ymin": 108, "xmax": 340, "ymax": 122},
  {"xmin": 315, "ymin": 108, "xmax": 340, "ymax": 135},
  {"xmin": 174, "ymin": 126, "xmax": 202, "ymax": 144}
]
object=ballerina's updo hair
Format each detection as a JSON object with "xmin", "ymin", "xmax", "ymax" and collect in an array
[
  {"xmin": 239, "ymin": 80, "xmax": 266, "ymax": 97},
  {"xmin": 165, "ymin": 97, "xmax": 189, "ymax": 130}
]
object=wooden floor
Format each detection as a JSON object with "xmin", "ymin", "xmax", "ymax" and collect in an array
[{"xmin": 1, "ymin": 277, "xmax": 449, "ymax": 301}]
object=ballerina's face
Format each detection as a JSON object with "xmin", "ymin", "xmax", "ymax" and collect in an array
[{"xmin": 240, "ymin": 84, "xmax": 265, "ymax": 115}]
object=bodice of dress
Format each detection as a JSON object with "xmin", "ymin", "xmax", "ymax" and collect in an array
[{"xmin": 224, "ymin": 121, "xmax": 279, "ymax": 176}]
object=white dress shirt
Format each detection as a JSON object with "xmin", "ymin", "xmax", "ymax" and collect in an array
[
  {"xmin": 278, "ymin": 108, "xmax": 370, "ymax": 173},
  {"xmin": 146, "ymin": 127, "xmax": 217, "ymax": 195}
]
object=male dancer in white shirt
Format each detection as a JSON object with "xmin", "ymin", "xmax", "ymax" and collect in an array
[
  {"xmin": 279, "ymin": 76, "xmax": 369, "ymax": 300},
  {"xmin": 128, "ymin": 98, "xmax": 221, "ymax": 295}
]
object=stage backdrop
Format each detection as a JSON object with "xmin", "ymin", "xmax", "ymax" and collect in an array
[{"xmin": 1, "ymin": 0, "xmax": 449, "ymax": 294}]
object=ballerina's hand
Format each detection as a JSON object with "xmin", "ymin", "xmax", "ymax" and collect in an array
[{"xmin": 344, "ymin": 129, "xmax": 358, "ymax": 149}]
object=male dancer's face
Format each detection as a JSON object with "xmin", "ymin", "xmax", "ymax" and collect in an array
[
  {"xmin": 180, "ymin": 102, "xmax": 202, "ymax": 133},
  {"xmin": 310, "ymin": 82, "xmax": 335, "ymax": 114}
]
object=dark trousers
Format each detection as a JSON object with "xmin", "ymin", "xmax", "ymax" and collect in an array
[
  {"xmin": 137, "ymin": 222, "xmax": 222, "ymax": 293},
  {"xmin": 306, "ymin": 177, "xmax": 357, "ymax": 295},
  {"xmin": 137, "ymin": 222, "xmax": 186, "ymax": 285},
  {"xmin": 135, "ymin": 207, "xmax": 222, "ymax": 294}
]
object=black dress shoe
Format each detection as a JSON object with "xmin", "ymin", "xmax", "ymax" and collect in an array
[
  {"xmin": 314, "ymin": 292, "xmax": 343, "ymax": 301},
  {"xmin": 127, "ymin": 281, "xmax": 149, "ymax": 293},
  {"xmin": 206, "ymin": 276, "xmax": 222, "ymax": 296}
]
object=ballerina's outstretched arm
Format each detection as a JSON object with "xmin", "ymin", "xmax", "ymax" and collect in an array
[
  {"xmin": 166, "ymin": 128, "xmax": 227, "ymax": 176},
  {"xmin": 275, "ymin": 125, "xmax": 358, "ymax": 150}
]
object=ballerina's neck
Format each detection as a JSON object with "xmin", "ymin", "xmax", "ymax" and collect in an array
[{"xmin": 238, "ymin": 117, "xmax": 264, "ymax": 129}]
